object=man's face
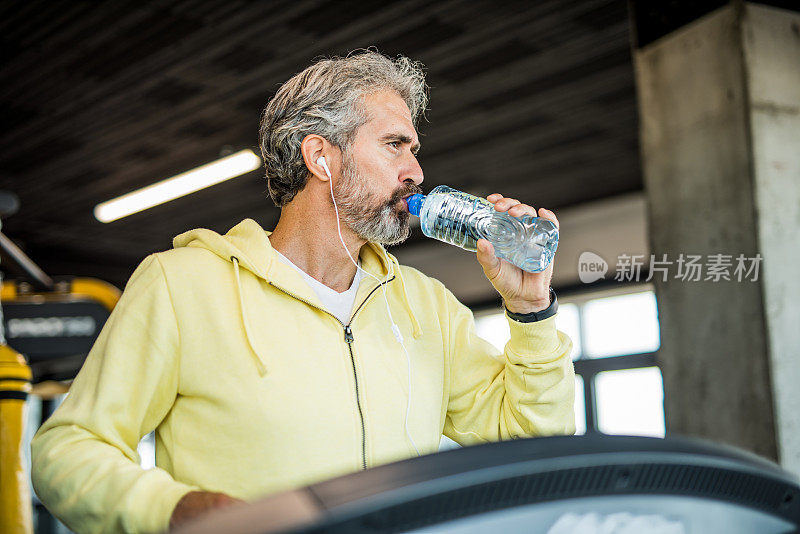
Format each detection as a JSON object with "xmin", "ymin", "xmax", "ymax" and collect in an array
[{"xmin": 333, "ymin": 90, "xmax": 424, "ymax": 246}]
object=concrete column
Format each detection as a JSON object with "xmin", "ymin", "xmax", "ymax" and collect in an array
[{"xmin": 633, "ymin": 2, "xmax": 800, "ymax": 470}]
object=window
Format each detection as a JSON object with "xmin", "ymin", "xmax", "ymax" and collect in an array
[
  {"xmin": 583, "ymin": 291, "xmax": 660, "ymax": 358},
  {"xmin": 574, "ymin": 376, "xmax": 586, "ymax": 435},
  {"xmin": 596, "ymin": 367, "xmax": 664, "ymax": 436},
  {"xmin": 472, "ymin": 284, "xmax": 665, "ymax": 437},
  {"xmin": 137, "ymin": 432, "xmax": 156, "ymax": 469},
  {"xmin": 556, "ymin": 303, "xmax": 582, "ymax": 360}
]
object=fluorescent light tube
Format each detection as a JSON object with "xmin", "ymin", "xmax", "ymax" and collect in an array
[{"xmin": 94, "ymin": 149, "xmax": 262, "ymax": 223}]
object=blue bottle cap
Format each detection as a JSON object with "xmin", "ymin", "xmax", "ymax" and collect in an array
[{"xmin": 405, "ymin": 194, "xmax": 425, "ymax": 217}]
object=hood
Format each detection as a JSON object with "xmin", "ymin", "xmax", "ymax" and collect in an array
[
  {"xmin": 173, "ymin": 218, "xmax": 397, "ymax": 281},
  {"xmin": 172, "ymin": 219, "xmax": 422, "ymax": 374}
]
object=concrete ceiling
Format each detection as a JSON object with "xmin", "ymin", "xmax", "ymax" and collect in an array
[{"xmin": 0, "ymin": 0, "xmax": 644, "ymax": 302}]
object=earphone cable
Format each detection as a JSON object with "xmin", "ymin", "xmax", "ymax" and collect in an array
[{"xmin": 321, "ymin": 157, "xmax": 421, "ymax": 456}]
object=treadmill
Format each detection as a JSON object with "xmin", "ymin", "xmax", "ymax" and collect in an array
[{"xmin": 174, "ymin": 433, "xmax": 800, "ymax": 534}]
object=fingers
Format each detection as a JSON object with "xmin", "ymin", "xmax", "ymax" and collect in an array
[
  {"xmin": 508, "ymin": 203, "xmax": 537, "ymax": 218},
  {"xmin": 488, "ymin": 194, "xmax": 521, "ymax": 211},
  {"xmin": 488, "ymin": 193, "xmax": 559, "ymax": 228},
  {"xmin": 487, "ymin": 193, "xmax": 536, "ymax": 218},
  {"xmin": 537, "ymin": 207, "xmax": 560, "ymax": 229},
  {"xmin": 475, "ymin": 239, "xmax": 501, "ymax": 280}
]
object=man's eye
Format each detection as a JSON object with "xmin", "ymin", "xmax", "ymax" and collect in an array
[{"xmin": 388, "ymin": 141, "xmax": 400, "ymax": 149}]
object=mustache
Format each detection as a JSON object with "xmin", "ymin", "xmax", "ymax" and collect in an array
[{"xmin": 388, "ymin": 183, "xmax": 424, "ymax": 206}]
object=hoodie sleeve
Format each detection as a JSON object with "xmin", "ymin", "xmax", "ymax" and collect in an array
[
  {"xmin": 442, "ymin": 287, "xmax": 575, "ymax": 445},
  {"xmin": 31, "ymin": 255, "xmax": 200, "ymax": 534}
]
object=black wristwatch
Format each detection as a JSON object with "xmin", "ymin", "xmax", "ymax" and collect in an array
[{"xmin": 504, "ymin": 288, "xmax": 558, "ymax": 323}]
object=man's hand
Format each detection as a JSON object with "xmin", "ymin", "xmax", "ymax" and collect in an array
[
  {"xmin": 476, "ymin": 193, "xmax": 559, "ymax": 314},
  {"xmin": 169, "ymin": 490, "xmax": 245, "ymax": 530}
]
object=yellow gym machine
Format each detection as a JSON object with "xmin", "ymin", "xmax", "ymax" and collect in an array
[
  {"xmin": 1, "ymin": 343, "xmax": 32, "ymax": 534},
  {"xmin": 1, "ymin": 192, "xmax": 119, "ymax": 534}
]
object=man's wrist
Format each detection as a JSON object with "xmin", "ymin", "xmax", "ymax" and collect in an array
[
  {"xmin": 504, "ymin": 288, "xmax": 558, "ymax": 323},
  {"xmin": 504, "ymin": 287, "xmax": 554, "ymax": 314},
  {"xmin": 170, "ymin": 491, "xmax": 243, "ymax": 530}
]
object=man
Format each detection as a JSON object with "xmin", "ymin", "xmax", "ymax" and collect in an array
[{"xmin": 32, "ymin": 51, "xmax": 574, "ymax": 533}]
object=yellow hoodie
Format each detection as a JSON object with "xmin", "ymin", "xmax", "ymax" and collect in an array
[{"xmin": 31, "ymin": 218, "xmax": 575, "ymax": 534}]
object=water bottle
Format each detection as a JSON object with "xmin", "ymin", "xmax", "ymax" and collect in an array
[{"xmin": 404, "ymin": 185, "xmax": 558, "ymax": 273}]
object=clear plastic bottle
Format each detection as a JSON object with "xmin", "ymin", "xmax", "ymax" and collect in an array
[{"xmin": 404, "ymin": 185, "xmax": 558, "ymax": 273}]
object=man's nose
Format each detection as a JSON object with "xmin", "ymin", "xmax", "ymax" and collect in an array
[{"xmin": 400, "ymin": 152, "xmax": 424, "ymax": 187}]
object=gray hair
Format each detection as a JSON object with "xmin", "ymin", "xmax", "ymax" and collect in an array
[{"xmin": 259, "ymin": 50, "xmax": 428, "ymax": 207}]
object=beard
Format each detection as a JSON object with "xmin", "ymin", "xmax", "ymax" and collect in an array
[{"xmin": 333, "ymin": 150, "xmax": 422, "ymax": 246}]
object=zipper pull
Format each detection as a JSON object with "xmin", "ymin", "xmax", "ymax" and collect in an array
[{"xmin": 344, "ymin": 325, "xmax": 354, "ymax": 344}]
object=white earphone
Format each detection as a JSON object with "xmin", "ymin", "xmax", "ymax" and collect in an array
[
  {"xmin": 316, "ymin": 156, "xmax": 331, "ymax": 178},
  {"xmin": 318, "ymin": 155, "xmax": 420, "ymax": 457}
]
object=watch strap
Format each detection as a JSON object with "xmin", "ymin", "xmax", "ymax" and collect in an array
[{"xmin": 504, "ymin": 288, "xmax": 558, "ymax": 323}]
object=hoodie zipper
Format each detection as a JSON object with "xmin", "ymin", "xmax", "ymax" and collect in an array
[{"xmin": 268, "ymin": 276, "xmax": 395, "ymax": 471}]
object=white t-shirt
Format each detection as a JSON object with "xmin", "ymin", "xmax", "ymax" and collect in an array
[{"xmin": 274, "ymin": 250, "xmax": 363, "ymax": 325}]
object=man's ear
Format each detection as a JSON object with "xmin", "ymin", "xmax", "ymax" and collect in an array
[{"xmin": 301, "ymin": 134, "xmax": 334, "ymax": 182}]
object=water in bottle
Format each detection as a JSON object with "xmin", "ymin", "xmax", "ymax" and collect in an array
[{"xmin": 404, "ymin": 185, "xmax": 558, "ymax": 273}]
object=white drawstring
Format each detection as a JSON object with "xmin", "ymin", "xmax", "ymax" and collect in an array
[{"xmin": 231, "ymin": 256, "xmax": 268, "ymax": 376}]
